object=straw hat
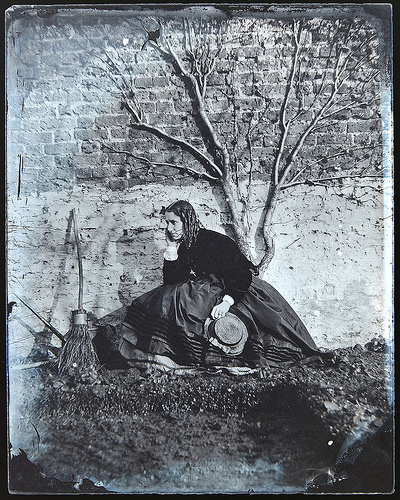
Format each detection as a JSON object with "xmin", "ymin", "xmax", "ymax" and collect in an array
[{"xmin": 204, "ymin": 313, "xmax": 248, "ymax": 356}]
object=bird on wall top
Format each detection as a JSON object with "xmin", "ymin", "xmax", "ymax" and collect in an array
[
  {"xmin": 7, "ymin": 301, "xmax": 17, "ymax": 317},
  {"xmin": 141, "ymin": 20, "xmax": 162, "ymax": 50}
]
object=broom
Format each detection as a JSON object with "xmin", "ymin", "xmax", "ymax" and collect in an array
[{"xmin": 57, "ymin": 209, "xmax": 99, "ymax": 378}]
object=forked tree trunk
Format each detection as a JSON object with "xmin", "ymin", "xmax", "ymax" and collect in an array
[
  {"xmin": 220, "ymin": 173, "xmax": 279, "ymax": 275},
  {"xmin": 220, "ymin": 178, "xmax": 253, "ymax": 260},
  {"xmin": 256, "ymin": 185, "xmax": 280, "ymax": 275}
]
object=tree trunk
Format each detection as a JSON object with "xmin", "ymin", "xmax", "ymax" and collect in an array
[
  {"xmin": 256, "ymin": 185, "xmax": 280, "ymax": 275},
  {"xmin": 220, "ymin": 176, "xmax": 254, "ymax": 263}
]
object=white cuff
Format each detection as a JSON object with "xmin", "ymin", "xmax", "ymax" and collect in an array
[
  {"xmin": 164, "ymin": 247, "xmax": 179, "ymax": 261},
  {"xmin": 222, "ymin": 294, "xmax": 234, "ymax": 306}
]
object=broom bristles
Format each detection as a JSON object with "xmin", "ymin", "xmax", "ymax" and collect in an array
[{"xmin": 57, "ymin": 322, "xmax": 99, "ymax": 376}]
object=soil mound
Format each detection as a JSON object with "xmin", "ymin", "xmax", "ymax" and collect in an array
[{"xmin": 8, "ymin": 337, "xmax": 393, "ymax": 494}]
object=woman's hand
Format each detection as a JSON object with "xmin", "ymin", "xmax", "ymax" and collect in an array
[
  {"xmin": 165, "ymin": 229, "xmax": 177, "ymax": 248},
  {"xmin": 211, "ymin": 300, "xmax": 231, "ymax": 319}
]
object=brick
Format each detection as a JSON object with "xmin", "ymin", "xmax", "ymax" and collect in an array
[
  {"xmin": 131, "ymin": 90, "xmax": 148, "ymax": 101},
  {"xmin": 18, "ymin": 131, "xmax": 54, "ymax": 144},
  {"xmin": 156, "ymin": 101, "xmax": 174, "ymax": 113},
  {"xmin": 40, "ymin": 116, "xmax": 76, "ymax": 130},
  {"xmin": 81, "ymin": 141, "xmax": 100, "ymax": 154},
  {"xmin": 65, "ymin": 90, "xmax": 83, "ymax": 104},
  {"xmin": 351, "ymin": 108, "xmax": 373, "ymax": 120},
  {"xmin": 216, "ymin": 60, "xmax": 232, "ymax": 72},
  {"xmin": 41, "ymin": 53, "xmax": 74, "ymax": 69},
  {"xmin": 237, "ymin": 46, "xmax": 256, "ymax": 58},
  {"xmin": 135, "ymin": 77, "xmax": 153, "ymax": 88},
  {"xmin": 153, "ymin": 76, "xmax": 170, "ymax": 87},
  {"xmin": 318, "ymin": 123, "xmax": 347, "ymax": 135},
  {"xmin": 15, "ymin": 67, "xmax": 36, "ymax": 79},
  {"xmin": 236, "ymin": 72, "xmax": 254, "ymax": 86},
  {"xmin": 319, "ymin": 46, "xmax": 333, "ymax": 58},
  {"xmin": 74, "ymin": 128, "xmax": 109, "ymax": 141},
  {"xmin": 76, "ymin": 117, "xmax": 94, "ymax": 128},
  {"xmin": 160, "ymin": 126, "xmax": 183, "ymax": 138},
  {"xmin": 316, "ymin": 134, "xmax": 352, "ymax": 146},
  {"xmin": 235, "ymin": 97, "xmax": 261, "ymax": 110},
  {"xmin": 298, "ymin": 110, "xmax": 313, "ymax": 122},
  {"xmin": 333, "ymin": 109, "xmax": 352, "ymax": 121},
  {"xmin": 81, "ymin": 89, "xmax": 106, "ymax": 101},
  {"xmin": 104, "ymin": 153, "xmax": 125, "ymax": 165},
  {"xmin": 75, "ymin": 167, "xmax": 92, "ymax": 179},
  {"xmin": 155, "ymin": 88, "xmax": 177, "ymax": 101},
  {"xmin": 126, "ymin": 135, "xmax": 154, "ymax": 150},
  {"xmin": 109, "ymin": 178, "xmax": 129, "ymax": 190},
  {"xmin": 16, "ymin": 168, "xmax": 39, "ymax": 184},
  {"xmin": 20, "ymin": 143, "xmax": 42, "ymax": 156},
  {"xmin": 237, "ymin": 85, "xmax": 254, "ymax": 97},
  {"xmin": 110, "ymin": 128, "xmax": 127, "ymax": 139},
  {"xmin": 78, "ymin": 103, "xmax": 105, "ymax": 116},
  {"xmin": 139, "ymin": 101, "xmax": 156, "ymax": 114},
  {"xmin": 210, "ymin": 112, "xmax": 234, "ymax": 123},
  {"xmin": 158, "ymin": 114, "xmax": 181, "ymax": 127},
  {"xmin": 53, "ymin": 39, "xmax": 85, "ymax": 53},
  {"xmin": 95, "ymin": 115, "xmax": 129, "ymax": 128},
  {"xmin": 352, "ymin": 134, "xmax": 373, "ymax": 145},
  {"xmin": 44, "ymin": 142, "xmax": 79, "ymax": 155},
  {"xmin": 54, "ymin": 130, "xmax": 72, "ymax": 142},
  {"xmin": 92, "ymin": 166, "xmax": 112, "ymax": 178},
  {"xmin": 172, "ymin": 100, "xmax": 191, "ymax": 113},
  {"xmin": 207, "ymin": 73, "xmax": 226, "ymax": 86},
  {"xmin": 212, "ymin": 99, "xmax": 230, "ymax": 112},
  {"xmin": 108, "ymin": 100, "xmax": 127, "ymax": 115},
  {"xmin": 7, "ymin": 121, "xmax": 23, "ymax": 134},
  {"xmin": 248, "ymin": 146, "xmax": 266, "ymax": 158},
  {"xmin": 128, "ymin": 177, "xmax": 147, "ymax": 187},
  {"xmin": 347, "ymin": 121, "xmax": 378, "ymax": 134},
  {"xmin": 22, "ymin": 106, "xmax": 57, "ymax": 119}
]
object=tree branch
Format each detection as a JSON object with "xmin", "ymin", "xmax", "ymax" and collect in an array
[
  {"xmin": 284, "ymin": 144, "xmax": 380, "ymax": 183},
  {"xmin": 102, "ymin": 144, "xmax": 219, "ymax": 180},
  {"xmin": 162, "ymin": 31, "xmax": 229, "ymax": 171},
  {"xmin": 273, "ymin": 22, "xmax": 380, "ymax": 191},
  {"xmin": 280, "ymin": 174, "xmax": 383, "ymax": 190},
  {"xmin": 276, "ymin": 43, "xmax": 355, "ymax": 188},
  {"xmin": 129, "ymin": 122, "xmax": 223, "ymax": 178},
  {"xmin": 313, "ymin": 99, "xmax": 379, "ymax": 126},
  {"xmin": 272, "ymin": 20, "xmax": 303, "ymax": 186}
]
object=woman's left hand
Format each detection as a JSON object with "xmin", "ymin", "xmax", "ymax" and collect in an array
[{"xmin": 211, "ymin": 300, "xmax": 231, "ymax": 319}]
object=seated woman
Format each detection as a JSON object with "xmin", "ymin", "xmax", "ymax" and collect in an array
[{"xmin": 118, "ymin": 200, "xmax": 334, "ymax": 371}]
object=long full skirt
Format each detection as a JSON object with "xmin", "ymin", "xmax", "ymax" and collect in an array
[{"xmin": 118, "ymin": 275, "xmax": 332, "ymax": 369}]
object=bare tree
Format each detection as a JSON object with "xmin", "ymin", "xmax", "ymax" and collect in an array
[{"xmin": 82, "ymin": 15, "xmax": 383, "ymax": 274}]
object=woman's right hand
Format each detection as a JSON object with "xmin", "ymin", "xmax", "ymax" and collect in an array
[{"xmin": 165, "ymin": 229, "xmax": 177, "ymax": 248}]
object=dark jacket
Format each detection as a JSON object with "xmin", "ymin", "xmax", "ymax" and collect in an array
[{"xmin": 163, "ymin": 228, "xmax": 254, "ymax": 303}]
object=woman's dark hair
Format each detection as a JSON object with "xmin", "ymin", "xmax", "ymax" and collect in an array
[{"xmin": 165, "ymin": 200, "xmax": 200, "ymax": 248}]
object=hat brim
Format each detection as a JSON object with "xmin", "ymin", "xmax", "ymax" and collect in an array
[{"xmin": 204, "ymin": 314, "xmax": 248, "ymax": 356}]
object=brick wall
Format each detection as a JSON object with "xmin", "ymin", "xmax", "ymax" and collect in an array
[
  {"xmin": 7, "ymin": 6, "xmax": 386, "ymax": 195},
  {"xmin": 6, "ymin": 5, "xmax": 392, "ymax": 360}
]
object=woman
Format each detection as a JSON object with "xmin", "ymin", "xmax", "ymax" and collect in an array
[{"xmin": 118, "ymin": 200, "xmax": 334, "ymax": 371}]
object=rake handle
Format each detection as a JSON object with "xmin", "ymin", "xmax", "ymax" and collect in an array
[{"xmin": 13, "ymin": 293, "xmax": 65, "ymax": 344}]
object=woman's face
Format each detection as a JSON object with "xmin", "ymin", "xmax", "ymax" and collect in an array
[{"xmin": 165, "ymin": 211, "xmax": 184, "ymax": 241}]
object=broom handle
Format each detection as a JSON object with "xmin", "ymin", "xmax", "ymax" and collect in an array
[
  {"xmin": 13, "ymin": 293, "xmax": 65, "ymax": 343},
  {"xmin": 72, "ymin": 209, "xmax": 84, "ymax": 311}
]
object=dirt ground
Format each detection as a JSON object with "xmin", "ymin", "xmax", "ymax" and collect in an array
[{"xmin": 8, "ymin": 337, "xmax": 393, "ymax": 494}]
